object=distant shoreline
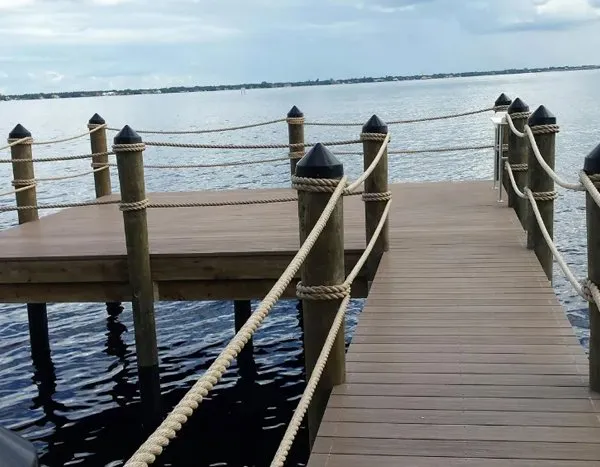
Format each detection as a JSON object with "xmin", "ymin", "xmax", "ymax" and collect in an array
[{"xmin": 2, "ymin": 64, "xmax": 599, "ymax": 102}]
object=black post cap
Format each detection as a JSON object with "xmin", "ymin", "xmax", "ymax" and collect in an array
[
  {"xmin": 287, "ymin": 106, "xmax": 303, "ymax": 118},
  {"xmin": 0, "ymin": 426, "xmax": 39, "ymax": 467},
  {"xmin": 584, "ymin": 143, "xmax": 600, "ymax": 174},
  {"xmin": 89, "ymin": 113, "xmax": 106, "ymax": 125},
  {"xmin": 507, "ymin": 97, "xmax": 529, "ymax": 114},
  {"xmin": 114, "ymin": 125, "xmax": 142, "ymax": 144},
  {"xmin": 495, "ymin": 93, "xmax": 512, "ymax": 107},
  {"xmin": 362, "ymin": 115, "xmax": 388, "ymax": 134},
  {"xmin": 296, "ymin": 143, "xmax": 344, "ymax": 179},
  {"xmin": 8, "ymin": 124, "xmax": 31, "ymax": 139},
  {"xmin": 528, "ymin": 105, "xmax": 556, "ymax": 126}
]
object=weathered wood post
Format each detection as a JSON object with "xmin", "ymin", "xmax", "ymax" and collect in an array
[
  {"xmin": 362, "ymin": 115, "xmax": 390, "ymax": 282},
  {"xmin": 287, "ymin": 105, "xmax": 305, "ymax": 179},
  {"xmin": 584, "ymin": 143, "xmax": 600, "ymax": 391},
  {"xmin": 506, "ymin": 98, "xmax": 530, "ymax": 229},
  {"xmin": 526, "ymin": 106, "xmax": 558, "ymax": 282},
  {"xmin": 89, "ymin": 113, "xmax": 122, "ymax": 317},
  {"xmin": 234, "ymin": 299, "xmax": 255, "ymax": 377},
  {"xmin": 8, "ymin": 124, "xmax": 50, "ymax": 362},
  {"xmin": 295, "ymin": 143, "xmax": 345, "ymax": 447},
  {"xmin": 494, "ymin": 93, "xmax": 512, "ymax": 193},
  {"xmin": 112, "ymin": 125, "xmax": 161, "ymax": 422}
]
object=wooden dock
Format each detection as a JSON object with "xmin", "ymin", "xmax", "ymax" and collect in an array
[{"xmin": 308, "ymin": 180, "xmax": 600, "ymax": 466}]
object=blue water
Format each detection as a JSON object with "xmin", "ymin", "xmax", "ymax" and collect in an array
[{"xmin": 0, "ymin": 69, "xmax": 598, "ymax": 466}]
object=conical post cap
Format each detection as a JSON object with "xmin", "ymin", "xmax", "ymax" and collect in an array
[
  {"xmin": 296, "ymin": 143, "xmax": 344, "ymax": 179},
  {"xmin": 287, "ymin": 106, "xmax": 303, "ymax": 118},
  {"xmin": 89, "ymin": 113, "xmax": 106, "ymax": 125},
  {"xmin": 9, "ymin": 124, "xmax": 31, "ymax": 139},
  {"xmin": 495, "ymin": 93, "xmax": 512, "ymax": 107},
  {"xmin": 362, "ymin": 115, "xmax": 388, "ymax": 134},
  {"xmin": 584, "ymin": 142, "xmax": 600, "ymax": 174},
  {"xmin": 114, "ymin": 125, "xmax": 142, "ymax": 144},
  {"xmin": 508, "ymin": 97, "xmax": 529, "ymax": 114},
  {"xmin": 528, "ymin": 105, "xmax": 556, "ymax": 126}
]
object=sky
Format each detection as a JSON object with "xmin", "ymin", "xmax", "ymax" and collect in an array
[{"xmin": 1, "ymin": 0, "xmax": 600, "ymax": 94}]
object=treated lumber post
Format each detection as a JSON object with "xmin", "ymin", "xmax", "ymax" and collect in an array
[
  {"xmin": 584, "ymin": 143, "xmax": 600, "ymax": 391},
  {"xmin": 234, "ymin": 300, "xmax": 255, "ymax": 377},
  {"xmin": 89, "ymin": 113, "xmax": 122, "ymax": 316},
  {"xmin": 295, "ymin": 143, "xmax": 345, "ymax": 447},
  {"xmin": 113, "ymin": 125, "xmax": 161, "ymax": 421},
  {"xmin": 494, "ymin": 93, "xmax": 512, "ymax": 193},
  {"xmin": 526, "ymin": 106, "xmax": 558, "ymax": 283},
  {"xmin": 9, "ymin": 124, "xmax": 50, "ymax": 362},
  {"xmin": 287, "ymin": 105, "xmax": 305, "ymax": 179},
  {"xmin": 362, "ymin": 115, "xmax": 389, "ymax": 282},
  {"xmin": 506, "ymin": 97, "xmax": 530, "ymax": 229}
]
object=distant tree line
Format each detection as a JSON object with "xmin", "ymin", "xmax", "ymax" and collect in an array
[{"xmin": 1, "ymin": 64, "xmax": 599, "ymax": 102}]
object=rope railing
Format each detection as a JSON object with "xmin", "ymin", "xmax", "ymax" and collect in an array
[
  {"xmin": 270, "ymin": 199, "xmax": 392, "ymax": 467},
  {"xmin": 334, "ymin": 143, "xmax": 493, "ymax": 155},
  {"xmin": 0, "ymin": 151, "xmax": 114, "ymax": 164},
  {"xmin": 143, "ymin": 139, "xmax": 362, "ymax": 150},
  {"xmin": 122, "ymin": 177, "xmax": 348, "ymax": 467},
  {"xmin": 107, "ymin": 118, "xmax": 287, "ymax": 134}
]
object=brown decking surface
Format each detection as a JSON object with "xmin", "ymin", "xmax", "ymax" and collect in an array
[{"xmin": 308, "ymin": 182, "xmax": 598, "ymax": 466}]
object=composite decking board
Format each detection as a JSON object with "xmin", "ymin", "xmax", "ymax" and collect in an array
[{"xmin": 307, "ymin": 181, "xmax": 597, "ymax": 465}]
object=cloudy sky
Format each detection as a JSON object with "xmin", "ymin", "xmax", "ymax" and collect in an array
[{"xmin": 1, "ymin": 0, "xmax": 600, "ymax": 94}]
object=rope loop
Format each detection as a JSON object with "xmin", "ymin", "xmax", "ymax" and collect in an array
[
  {"xmin": 11, "ymin": 179, "xmax": 36, "ymax": 187},
  {"xmin": 362, "ymin": 191, "xmax": 392, "ymax": 202},
  {"xmin": 360, "ymin": 132, "xmax": 388, "ymax": 142},
  {"xmin": 292, "ymin": 176, "xmax": 344, "ymax": 193},
  {"xmin": 508, "ymin": 163, "xmax": 528, "ymax": 173},
  {"xmin": 296, "ymin": 282, "xmax": 350, "ymax": 301},
  {"xmin": 289, "ymin": 151, "xmax": 304, "ymax": 160},
  {"xmin": 531, "ymin": 191, "xmax": 558, "ymax": 202},
  {"xmin": 530, "ymin": 124, "xmax": 560, "ymax": 135},
  {"xmin": 113, "ymin": 143, "xmax": 146, "ymax": 153},
  {"xmin": 7, "ymin": 137, "xmax": 33, "ymax": 146},
  {"xmin": 494, "ymin": 105, "xmax": 509, "ymax": 112},
  {"xmin": 589, "ymin": 174, "xmax": 600, "ymax": 184},
  {"xmin": 87, "ymin": 123, "xmax": 106, "ymax": 130},
  {"xmin": 120, "ymin": 199, "xmax": 150, "ymax": 212},
  {"xmin": 508, "ymin": 111, "xmax": 530, "ymax": 120},
  {"xmin": 582, "ymin": 279, "xmax": 595, "ymax": 303},
  {"xmin": 286, "ymin": 117, "xmax": 305, "ymax": 125}
]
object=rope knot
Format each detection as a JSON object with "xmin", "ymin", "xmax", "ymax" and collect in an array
[
  {"xmin": 120, "ymin": 198, "xmax": 150, "ymax": 212},
  {"xmin": 494, "ymin": 105, "xmax": 510, "ymax": 112},
  {"xmin": 11, "ymin": 179, "xmax": 36, "ymax": 187},
  {"xmin": 288, "ymin": 151, "xmax": 304, "ymax": 160},
  {"xmin": 531, "ymin": 191, "xmax": 558, "ymax": 202},
  {"xmin": 530, "ymin": 124, "xmax": 560, "ymax": 135},
  {"xmin": 286, "ymin": 117, "xmax": 305, "ymax": 125},
  {"xmin": 360, "ymin": 132, "xmax": 388, "ymax": 142},
  {"xmin": 582, "ymin": 279, "xmax": 596, "ymax": 303},
  {"xmin": 296, "ymin": 282, "xmax": 350, "ymax": 300},
  {"xmin": 7, "ymin": 137, "xmax": 33, "ymax": 146},
  {"xmin": 292, "ymin": 175, "xmax": 345, "ymax": 193},
  {"xmin": 508, "ymin": 111, "xmax": 531, "ymax": 120},
  {"xmin": 362, "ymin": 191, "xmax": 392, "ymax": 202},
  {"xmin": 507, "ymin": 163, "xmax": 528, "ymax": 173},
  {"xmin": 87, "ymin": 123, "xmax": 107, "ymax": 130},
  {"xmin": 113, "ymin": 142, "xmax": 146, "ymax": 153}
]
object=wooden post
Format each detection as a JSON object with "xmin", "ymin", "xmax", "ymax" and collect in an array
[
  {"xmin": 287, "ymin": 105, "xmax": 305, "ymax": 179},
  {"xmin": 112, "ymin": 125, "xmax": 161, "ymax": 421},
  {"xmin": 89, "ymin": 113, "xmax": 122, "ymax": 316},
  {"xmin": 584, "ymin": 143, "xmax": 600, "ymax": 391},
  {"xmin": 494, "ymin": 93, "xmax": 512, "ymax": 193},
  {"xmin": 9, "ymin": 124, "xmax": 50, "ymax": 362},
  {"xmin": 362, "ymin": 115, "xmax": 389, "ymax": 282},
  {"xmin": 234, "ymin": 299, "xmax": 255, "ymax": 377},
  {"xmin": 88, "ymin": 113, "xmax": 112, "ymax": 197},
  {"xmin": 295, "ymin": 143, "xmax": 345, "ymax": 447},
  {"xmin": 526, "ymin": 106, "xmax": 557, "ymax": 283},
  {"xmin": 506, "ymin": 97, "xmax": 530, "ymax": 229}
]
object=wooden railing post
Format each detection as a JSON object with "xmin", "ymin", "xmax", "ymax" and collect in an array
[
  {"xmin": 526, "ymin": 106, "xmax": 557, "ymax": 282},
  {"xmin": 507, "ymin": 97, "xmax": 530, "ymax": 229},
  {"xmin": 584, "ymin": 143, "xmax": 600, "ymax": 391},
  {"xmin": 8, "ymin": 124, "xmax": 50, "ymax": 362},
  {"xmin": 112, "ymin": 125, "xmax": 161, "ymax": 422},
  {"xmin": 287, "ymin": 105, "xmax": 305, "ymax": 180},
  {"xmin": 234, "ymin": 299, "xmax": 255, "ymax": 377},
  {"xmin": 295, "ymin": 143, "xmax": 345, "ymax": 447},
  {"xmin": 362, "ymin": 115, "xmax": 389, "ymax": 282},
  {"xmin": 88, "ymin": 113, "xmax": 112, "ymax": 198},
  {"xmin": 494, "ymin": 93, "xmax": 512, "ymax": 194}
]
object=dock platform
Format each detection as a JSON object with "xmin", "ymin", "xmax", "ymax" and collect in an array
[{"xmin": 308, "ymin": 181, "xmax": 599, "ymax": 466}]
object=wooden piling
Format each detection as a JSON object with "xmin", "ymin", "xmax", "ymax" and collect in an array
[
  {"xmin": 494, "ymin": 93, "xmax": 512, "ymax": 193},
  {"xmin": 287, "ymin": 106, "xmax": 305, "ymax": 179},
  {"xmin": 9, "ymin": 124, "xmax": 50, "ymax": 361},
  {"xmin": 584, "ymin": 143, "xmax": 600, "ymax": 391},
  {"xmin": 88, "ymin": 113, "xmax": 112, "ymax": 198},
  {"xmin": 295, "ymin": 143, "xmax": 345, "ymax": 447},
  {"xmin": 113, "ymin": 125, "xmax": 161, "ymax": 421},
  {"xmin": 234, "ymin": 300, "xmax": 254, "ymax": 376},
  {"xmin": 361, "ymin": 115, "xmax": 389, "ymax": 282},
  {"xmin": 526, "ymin": 106, "xmax": 557, "ymax": 282},
  {"xmin": 506, "ymin": 97, "xmax": 530, "ymax": 229}
]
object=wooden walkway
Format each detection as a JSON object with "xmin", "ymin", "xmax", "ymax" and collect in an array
[{"xmin": 308, "ymin": 181, "xmax": 600, "ymax": 466}]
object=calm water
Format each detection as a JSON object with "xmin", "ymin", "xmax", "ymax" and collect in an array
[{"xmin": 0, "ymin": 70, "xmax": 599, "ymax": 466}]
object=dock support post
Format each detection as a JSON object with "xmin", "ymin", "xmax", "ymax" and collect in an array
[
  {"xmin": 362, "ymin": 115, "xmax": 390, "ymax": 283},
  {"xmin": 113, "ymin": 125, "xmax": 161, "ymax": 423},
  {"xmin": 526, "ymin": 106, "xmax": 558, "ymax": 283},
  {"xmin": 584, "ymin": 144, "xmax": 600, "ymax": 391},
  {"xmin": 494, "ymin": 93, "xmax": 512, "ymax": 196},
  {"xmin": 89, "ymin": 113, "xmax": 122, "ymax": 317},
  {"xmin": 234, "ymin": 300, "xmax": 255, "ymax": 377},
  {"xmin": 507, "ymin": 98, "xmax": 530, "ymax": 229},
  {"xmin": 9, "ymin": 124, "xmax": 50, "ymax": 362},
  {"xmin": 295, "ymin": 143, "xmax": 345, "ymax": 448},
  {"xmin": 287, "ymin": 106, "xmax": 305, "ymax": 181}
]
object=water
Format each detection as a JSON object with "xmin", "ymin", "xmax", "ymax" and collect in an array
[{"xmin": 0, "ymin": 69, "xmax": 598, "ymax": 466}]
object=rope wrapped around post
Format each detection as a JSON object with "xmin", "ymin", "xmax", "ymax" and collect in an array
[
  {"xmin": 287, "ymin": 105, "xmax": 305, "ymax": 178},
  {"xmin": 506, "ymin": 98, "xmax": 530, "ymax": 229}
]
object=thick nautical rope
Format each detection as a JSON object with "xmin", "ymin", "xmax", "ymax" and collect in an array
[
  {"xmin": 508, "ymin": 163, "xmax": 528, "ymax": 172},
  {"xmin": 95, "ymin": 157, "xmax": 290, "ymax": 169},
  {"xmin": 11, "ymin": 178, "xmax": 36, "ymax": 187},
  {"xmin": 32, "ymin": 124, "xmax": 106, "ymax": 146},
  {"xmin": 530, "ymin": 124, "xmax": 560, "ymax": 135},
  {"xmin": 362, "ymin": 191, "xmax": 392, "ymax": 202},
  {"xmin": 122, "ymin": 177, "xmax": 348, "ymax": 467},
  {"xmin": 360, "ymin": 132, "xmax": 388, "ymax": 142},
  {"xmin": 508, "ymin": 111, "xmax": 531, "ymax": 120},
  {"xmin": 120, "ymin": 199, "xmax": 150, "ymax": 212},
  {"xmin": 113, "ymin": 143, "xmax": 146, "ymax": 152},
  {"xmin": 142, "ymin": 140, "xmax": 361, "ymax": 150},
  {"xmin": 494, "ymin": 105, "xmax": 510, "ymax": 112},
  {"xmin": 292, "ymin": 176, "xmax": 341, "ymax": 193},
  {"xmin": 296, "ymin": 283, "xmax": 351, "ymax": 300},
  {"xmin": 5, "ymin": 137, "xmax": 33, "ymax": 147},
  {"xmin": 107, "ymin": 118, "xmax": 286, "ymax": 135},
  {"xmin": 530, "ymin": 191, "xmax": 558, "ymax": 201},
  {"xmin": 288, "ymin": 151, "xmax": 304, "ymax": 160},
  {"xmin": 286, "ymin": 117, "xmax": 305, "ymax": 125},
  {"xmin": 0, "ymin": 199, "xmax": 120, "ymax": 212},
  {"xmin": 0, "ymin": 151, "xmax": 114, "ymax": 164}
]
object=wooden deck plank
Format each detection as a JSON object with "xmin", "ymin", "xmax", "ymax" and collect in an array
[{"xmin": 307, "ymin": 181, "xmax": 597, "ymax": 466}]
